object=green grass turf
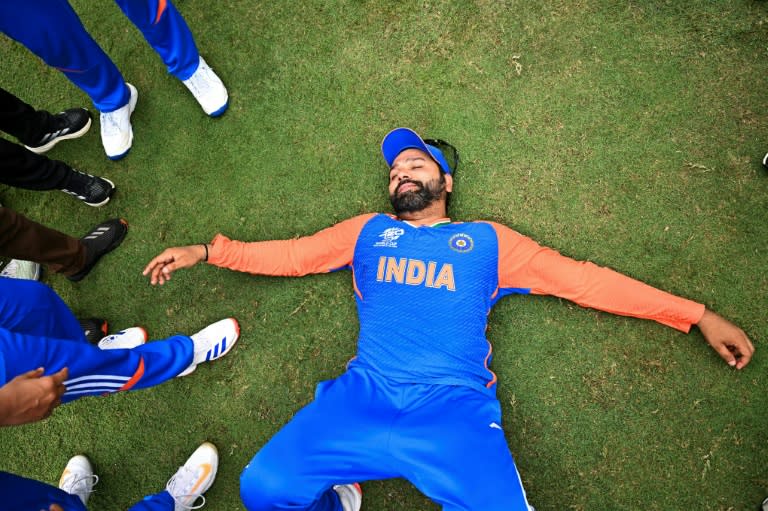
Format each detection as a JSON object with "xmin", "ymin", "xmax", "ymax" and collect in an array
[{"xmin": 1, "ymin": 0, "xmax": 767, "ymax": 509}]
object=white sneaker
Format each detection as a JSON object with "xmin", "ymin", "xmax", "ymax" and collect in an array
[
  {"xmin": 0, "ymin": 259, "xmax": 41, "ymax": 280},
  {"xmin": 59, "ymin": 455, "xmax": 99, "ymax": 506},
  {"xmin": 178, "ymin": 318, "xmax": 239, "ymax": 377},
  {"xmin": 98, "ymin": 327, "xmax": 148, "ymax": 350},
  {"xmin": 182, "ymin": 57, "xmax": 228, "ymax": 117},
  {"xmin": 166, "ymin": 442, "xmax": 219, "ymax": 511},
  {"xmin": 333, "ymin": 483, "xmax": 362, "ymax": 511},
  {"xmin": 100, "ymin": 83, "xmax": 138, "ymax": 160}
]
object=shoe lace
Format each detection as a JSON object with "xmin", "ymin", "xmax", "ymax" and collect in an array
[
  {"xmin": 184, "ymin": 62, "xmax": 216, "ymax": 97},
  {"xmin": 166, "ymin": 466, "xmax": 207, "ymax": 510},
  {"xmin": 100, "ymin": 108, "xmax": 129, "ymax": 137},
  {"xmin": 62, "ymin": 170, "xmax": 107, "ymax": 202},
  {"xmin": 61, "ymin": 473, "xmax": 99, "ymax": 499}
]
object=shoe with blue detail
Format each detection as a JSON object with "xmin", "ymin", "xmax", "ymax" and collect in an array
[
  {"xmin": 178, "ymin": 318, "xmax": 240, "ymax": 377},
  {"xmin": 182, "ymin": 56, "xmax": 228, "ymax": 117}
]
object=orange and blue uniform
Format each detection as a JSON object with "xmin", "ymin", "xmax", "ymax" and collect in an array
[{"xmin": 214, "ymin": 213, "xmax": 704, "ymax": 511}]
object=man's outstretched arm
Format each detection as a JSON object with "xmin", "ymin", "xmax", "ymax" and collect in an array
[
  {"xmin": 143, "ymin": 214, "xmax": 376, "ymax": 285},
  {"xmin": 491, "ymin": 222, "xmax": 755, "ymax": 369}
]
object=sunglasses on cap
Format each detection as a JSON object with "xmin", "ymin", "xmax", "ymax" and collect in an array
[{"xmin": 424, "ymin": 138, "xmax": 460, "ymax": 176}]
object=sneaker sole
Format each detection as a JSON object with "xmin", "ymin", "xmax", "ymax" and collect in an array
[
  {"xmin": 25, "ymin": 117, "xmax": 92, "ymax": 154},
  {"xmin": 208, "ymin": 101, "xmax": 229, "ymax": 118},
  {"xmin": 108, "ymin": 147, "xmax": 131, "ymax": 161},
  {"xmin": 84, "ymin": 177, "xmax": 116, "ymax": 208}
]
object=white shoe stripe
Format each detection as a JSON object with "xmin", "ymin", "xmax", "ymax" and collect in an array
[
  {"xmin": 65, "ymin": 375, "xmax": 130, "ymax": 385},
  {"xmin": 65, "ymin": 387, "xmax": 125, "ymax": 396},
  {"xmin": 66, "ymin": 381, "xmax": 126, "ymax": 391}
]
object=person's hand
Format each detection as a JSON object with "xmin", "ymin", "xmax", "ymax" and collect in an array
[
  {"xmin": 143, "ymin": 245, "xmax": 207, "ymax": 285},
  {"xmin": 48, "ymin": 505, "xmax": 64, "ymax": 511},
  {"xmin": 0, "ymin": 367, "xmax": 68, "ymax": 426},
  {"xmin": 697, "ymin": 309, "xmax": 754, "ymax": 369}
]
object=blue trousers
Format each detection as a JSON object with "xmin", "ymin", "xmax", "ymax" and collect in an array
[
  {"xmin": 0, "ymin": 471, "xmax": 177, "ymax": 511},
  {"xmin": 240, "ymin": 367, "xmax": 534, "ymax": 511},
  {"xmin": 0, "ymin": 278, "xmax": 193, "ymax": 401},
  {"xmin": 0, "ymin": 278, "xmax": 195, "ymax": 509},
  {"xmin": 0, "ymin": 0, "xmax": 200, "ymax": 112}
]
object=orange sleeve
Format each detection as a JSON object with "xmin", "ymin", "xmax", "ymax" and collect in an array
[
  {"xmin": 207, "ymin": 214, "xmax": 376, "ymax": 276},
  {"xmin": 489, "ymin": 222, "xmax": 705, "ymax": 332}
]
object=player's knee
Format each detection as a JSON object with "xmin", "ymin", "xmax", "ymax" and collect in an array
[{"xmin": 240, "ymin": 460, "xmax": 296, "ymax": 510}]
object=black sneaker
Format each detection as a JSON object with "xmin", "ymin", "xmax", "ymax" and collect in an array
[
  {"xmin": 78, "ymin": 317, "xmax": 108, "ymax": 344},
  {"xmin": 763, "ymin": 152, "xmax": 768, "ymax": 170},
  {"xmin": 68, "ymin": 218, "xmax": 128, "ymax": 282},
  {"xmin": 61, "ymin": 169, "xmax": 115, "ymax": 207},
  {"xmin": 24, "ymin": 108, "xmax": 92, "ymax": 154}
]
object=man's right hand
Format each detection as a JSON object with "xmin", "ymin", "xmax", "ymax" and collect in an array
[
  {"xmin": 0, "ymin": 367, "xmax": 68, "ymax": 426},
  {"xmin": 143, "ymin": 245, "xmax": 207, "ymax": 285}
]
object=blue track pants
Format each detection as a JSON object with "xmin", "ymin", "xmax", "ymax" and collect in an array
[
  {"xmin": 240, "ymin": 367, "xmax": 534, "ymax": 511},
  {"xmin": 0, "ymin": 0, "xmax": 200, "ymax": 112},
  {"xmin": 0, "ymin": 278, "xmax": 193, "ymax": 402},
  {"xmin": 0, "ymin": 278, "xmax": 196, "ymax": 509}
]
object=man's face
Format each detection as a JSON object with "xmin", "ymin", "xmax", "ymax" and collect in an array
[{"xmin": 388, "ymin": 149, "xmax": 452, "ymax": 215}]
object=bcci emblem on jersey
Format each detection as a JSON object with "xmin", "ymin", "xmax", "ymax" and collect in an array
[
  {"xmin": 449, "ymin": 233, "xmax": 474, "ymax": 253},
  {"xmin": 374, "ymin": 227, "xmax": 405, "ymax": 248}
]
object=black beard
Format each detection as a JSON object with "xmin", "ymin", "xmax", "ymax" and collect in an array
[{"xmin": 390, "ymin": 176, "xmax": 445, "ymax": 215}]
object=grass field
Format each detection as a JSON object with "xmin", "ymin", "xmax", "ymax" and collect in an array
[{"xmin": 1, "ymin": 1, "xmax": 767, "ymax": 509}]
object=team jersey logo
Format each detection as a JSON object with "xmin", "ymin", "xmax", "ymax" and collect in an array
[
  {"xmin": 374, "ymin": 227, "xmax": 405, "ymax": 248},
  {"xmin": 449, "ymin": 233, "xmax": 474, "ymax": 253}
]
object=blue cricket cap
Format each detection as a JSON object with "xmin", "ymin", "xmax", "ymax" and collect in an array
[{"xmin": 381, "ymin": 127, "xmax": 452, "ymax": 175}]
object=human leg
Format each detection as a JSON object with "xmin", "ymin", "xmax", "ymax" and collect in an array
[
  {"xmin": 0, "ymin": 87, "xmax": 92, "ymax": 153},
  {"xmin": 0, "ymin": 0, "xmax": 139, "ymax": 159},
  {"xmin": 0, "ymin": 208, "xmax": 86, "ymax": 275},
  {"xmin": 0, "ymin": 0, "xmax": 129, "ymax": 113},
  {"xmin": 0, "ymin": 470, "xmax": 88, "ymax": 511},
  {"xmin": 0, "ymin": 139, "xmax": 74, "ymax": 190},
  {"xmin": 0, "ymin": 297, "xmax": 238, "ymax": 402},
  {"xmin": 0, "ymin": 278, "xmax": 84, "ymax": 339},
  {"xmin": 114, "ymin": 0, "xmax": 228, "ymax": 115},
  {"xmin": 240, "ymin": 368, "xmax": 401, "ymax": 511},
  {"xmin": 0, "ymin": 326, "xmax": 193, "ymax": 402},
  {"xmin": 394, "ymin": 385, "xmax": 534, "ymax": 511},
  {"xmin": 0, "ymin": 279, "xmax": 191, "ymax": 398},
  {"xmin": 113, "ymin": 0, "xmax": 199, "ymax": 79},
  {"xmin": 0, "ymin": 141, "xmax": 115, "ymax": 205},
  {"xmin": 0, "ymin": 211, "xmax": 127, "ymax": 278},
  {"xmin": 0, "ymin": 87, "xmax": 54, "ymax": 145}
]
